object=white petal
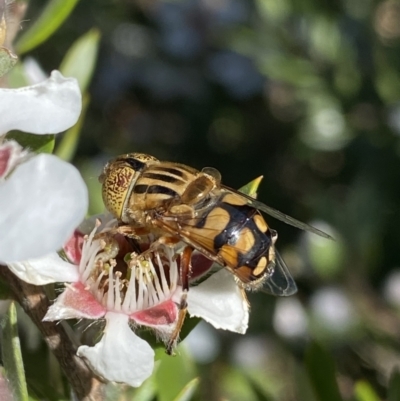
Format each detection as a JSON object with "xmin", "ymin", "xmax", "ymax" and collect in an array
[
  {"xmin": 44, "ymin": 283, "xmax": 106, "ymax": 320},
  {"xmin": 187, "ymin": 270, "xmax": 249, "ymax": 334},
  {"xmin": 0, "ymin": 70, "xmax": 81, "ymax": 135},
  {"xmin": 0, "ymin": 154, "xmax": 88, "ymax": 262},
  {"xmin": 7, "ymin": 253, "xmax": 79, "ymax": 285},
  {"xmin": 77, "ymin": 312, "xmax": 154, "ymax": 387}
]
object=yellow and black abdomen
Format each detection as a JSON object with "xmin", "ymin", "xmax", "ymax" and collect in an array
[
  {"xmin": 185, "ymin": 197, "xmax": 275, "ymax": 286},
  {"xmin": 216, "ymin": 203, "xmax": 273, "ymax": 285}
]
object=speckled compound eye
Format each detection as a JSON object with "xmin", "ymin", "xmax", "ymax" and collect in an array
[
  {"xmin": 101, "ymin": 160, "xmax": 136, "ymax": 221},
  {"xmin": 100, "ymin": 153, "xmax": 159, "ymax": 222}
]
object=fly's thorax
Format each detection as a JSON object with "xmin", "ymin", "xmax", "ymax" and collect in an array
[
  {"xmin": 129, "ymin": 161, "xmax": 215, "ymax": 212},
  {"xmin": 99, "ymin": 153, "xmax": 159, "ymax": 223}
]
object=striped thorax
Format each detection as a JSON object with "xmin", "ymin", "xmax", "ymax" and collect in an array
[{"xmin": 100, "ymin": 153, "xmax": 218, "ymax": 226}]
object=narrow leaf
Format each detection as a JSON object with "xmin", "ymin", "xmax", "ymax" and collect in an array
[
  {"xmin": 305, "ymin": 342, "xmax": 343, "ymax": 401},
  {"xmin": 239, "ymin": 176, "xmax": 263, "ymax": 198},
  {"xmin": 15, "ymin": 0, "xmax": 81, "ymax": 54},
  {"xmin": 294, "ymin": 362, "xmax": 318, "ymax": 401},
  {"xmin": 0, "ymin": 276, "xmax": 11, "ymax": 300},
  {"xmin": 245, "ymin": 373, "xmax": 274, "ymax": 401},
  {"xmin": 130, "ymin": 375, "xmax": 157, "ymax": 401},
  {"xmin": 0, "ymin": 47, "xmax": 17, "ymax": 77},
  {"xmin": 155, "ymin": 347, "xmax": 197, "ymax": 401},
  {"xmin": 388, "ymin": 368, "xmax": 400, "ymax": 401},
  {"xmin": 172, "ymin": 378, "xmax": 199, "ymax": 401},
  {"xmin": 59, "ymin": 29, "xmax": 100, "ymax": 92},
  {"xmin": 6, "ymin": 132, "xmax": 55, "ymax": 154},
  {"xmin": 0, "ymin": 302, "xmax": 29, "ymax": 401},
  {"xmin": 354, "ymin": 381, "xmax": 380, "ymax": 401}
]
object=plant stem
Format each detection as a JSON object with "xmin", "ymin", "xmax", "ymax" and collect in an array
[{"xmin": 0, "ymin": 265, "xmax": 105, "ymax": 401}]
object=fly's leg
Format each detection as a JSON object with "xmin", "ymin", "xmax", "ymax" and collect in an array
[
  {"xmin": 131, "ymin": 235, "xmax": 181, "ymax": 262},
  {"xmin": 94, "ymin": 224, "xmax": 150, "ymax": 241},
  {"xmin": 166, "ymin": 245, "xmax": 193, "ymax": 355}
]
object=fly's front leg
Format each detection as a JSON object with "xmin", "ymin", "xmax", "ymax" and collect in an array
[
  {"xmin": 94, "ymin": 224, "xmax": 150, "ymax": 241},
  {"xmin": 133, "ymin": 235, "xmax": 181, "ymax": 261},
  {"xmin": 166, "ymin": 246, "xmax": 193, "ymax": 355}
]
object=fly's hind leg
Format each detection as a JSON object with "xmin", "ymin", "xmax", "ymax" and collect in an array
[{"xmin": 166, "ymin": 246, "xmax": 193, "ymax": 355}]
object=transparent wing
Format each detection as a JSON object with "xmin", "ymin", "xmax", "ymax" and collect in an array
[
  {"xmin": 222, "ymin": 185, "xmax": 334, "ymax": 240},
  {"xmin": 261, "ymin": 251, "xmax": 298, "ymax": 296}
]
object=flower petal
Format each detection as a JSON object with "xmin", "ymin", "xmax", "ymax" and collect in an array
[
  {"xmin": 63, "ymin": 230, "xmax": 84, "ymax": 265},
  {"xmin": 186, "ymin": 270, "xmax": 249, "ymax": 334},
  {"xmin": 131, "ymin": 299, "xmax": 178, "ymax": 327},
  {"xmin": 7, "ymin": 252, "xmax": 79, "ymax": 285},
  {"xmin": 0, "ymin": 154, "xmax": 88, "ymax": 262},
  {"xmin": 77, "ymin": 312, "xmax": 155, "ymax": 387},
  {"xmin": 0, "ymin": 70, "xmax": 81, "ymax": 135},
  {"xmin": 44, "ymin": 282, "xmax": 106, "ymax": 320}
]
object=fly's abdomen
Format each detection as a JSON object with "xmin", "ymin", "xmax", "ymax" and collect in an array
[{"xmin": 213, "ymin": 203, "xmax": 273, "ymax": 284}]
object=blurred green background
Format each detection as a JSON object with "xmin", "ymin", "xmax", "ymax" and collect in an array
[{"xmin": 6, "ymin": 0, "xmax": 400, "ymax": 400}]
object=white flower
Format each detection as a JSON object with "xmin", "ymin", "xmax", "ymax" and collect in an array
[
  {"xmin": 7, "ymin": 217, "xmax": 249, "ymax": 387},
  {"xmin": 0, "ymin": 70, "xmax": 81, "ymax": 135},
  {"xmin": 0, "ymin": 71, "xmax": 87, "ymax": 263}
]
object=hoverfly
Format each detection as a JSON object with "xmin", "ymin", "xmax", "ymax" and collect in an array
[{"xmin": 99, "ymin": 153, "xmax": 331, "ymax": 353}]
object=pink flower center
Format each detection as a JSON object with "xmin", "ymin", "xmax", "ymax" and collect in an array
[{"xmin": 78, "ymin": 225, "xmax": 180, "ymax": 316}]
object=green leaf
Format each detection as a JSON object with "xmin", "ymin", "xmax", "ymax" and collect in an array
[
  {"xmin": 294, "ymin": 362, "xmax": 318, "ymax": 401},
  {"xmin": 354, "ymin": 380, "xmax": 380, "ymax": 401},
  {"xmin": 179, "ymin": 316, "xmax": 201, "ymax": 342},
  {"xmin": 305, "ymin": 342, "xmax": 343, "ymax": 401},
  {"xmin": 239, "ymin": 176, "xmax": 263, "ymax": 197},
  {"xmin": 245, "ymin": 374, "xmax": 274, "ymax": 401},
  {"xmin": 388, "ymin": 368, "xmax": 400, "ymax": 401},
  {"xmin": 221, "ymin": 366, "xmax": 258, "ymax": 401},
  {"xmin": 172, "ymin": 377, "xmax": 199, "ymax": 401},
  {"xmin": 0, "ymin": 276, "xmax": 11, "ymax": 300},
  {"xmin": 6, "ymin": 132, "xmax": 55, "ymax": 154},
  {"xmin": 155, "ymin": 346, "xmax": 197, "ymax": 401},
  {"xmin": 15, "ymin": 0, "xmax": 81, "ymax": 54},
  {"xmin": 0, "ymin": 47, "xmax": 17, "ymax": 77},
  {"xmin": 59, "ymin": 29, "xmax": 100, "ymax": 92},
  {"xmin": 0, "ymin": 302, "xmax": 29, "ymax": 401},
  {"xmin": 4, "ymin": 62, "xmax": 29, "ymax": 88},
  {"xmin": 130, "ymin": 372, "xmax": 157, "ymax": 401},
  {"xmin": 308, "ymin": 231, "xmax": 346, "ymax": 279},
  {"xmin": 55, "ymin": 93, "xmax": 89, "ymax": 161}
]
